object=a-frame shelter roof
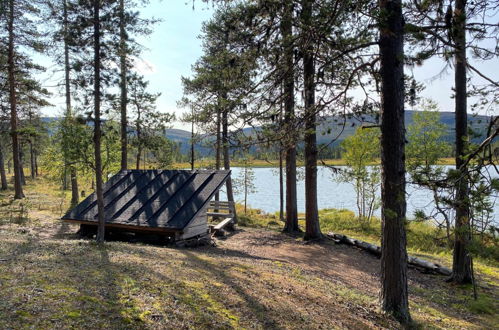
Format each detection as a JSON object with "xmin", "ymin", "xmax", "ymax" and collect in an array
[{"xmin": 62, "ymin": 169, "xmax": 231, "ymax": 232}]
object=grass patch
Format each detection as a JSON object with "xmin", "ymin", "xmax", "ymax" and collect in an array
[{"xmin": 468, "ymin": 296, "xmax": 495, "ymax": 315}]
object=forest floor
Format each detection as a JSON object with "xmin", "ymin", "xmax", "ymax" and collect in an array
[{"xmin": 0, "ymin": 178, "xmax": 497, "ymax": 329}]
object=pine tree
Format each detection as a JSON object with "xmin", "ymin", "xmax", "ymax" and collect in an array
[
  {"xmin": 181, "ymin": 4, "xmax": 256, "ymax": 222},
  {"xmin": 1, "ymin": 0, "xmax": 48, "ymax": 199},
  {"xmin": 405, "ymin": 0, "xmax": 498, "ymax": 284},
  {"xmin": 378, "ymin": 0, "xmax": 410, "ymax": 323}
]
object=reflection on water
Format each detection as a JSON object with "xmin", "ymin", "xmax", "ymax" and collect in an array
[{"xmin": 221, "ymin": 166, "xmax": 498, "ymax": 222}]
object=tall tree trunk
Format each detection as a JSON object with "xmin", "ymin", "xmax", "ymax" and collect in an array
[
  {"xmin": 379, "ymin": 0, "xmax": 410, "ymax": 323},
  {"xmin": 136, "ymin": 125, "xmax": 141, "ymax": 170},
  {"xmin": 94, "ymin": 0, "xmax": 106, "ymax": 243},
  {"xmin": 281, "ymin": 0, "xmax": 298, "ymax": 232},
  {"xmin": 29, "ymin": 141, "xmax": 35, "ymax": 179},
  {"xmin": 279, "ymin": 85, "xmax": 284, "ymax": 222},
  {"xmin": 119, "ymin": 0, "xmax": 128, "ymax": 171},
  {"xmin": 302, "ymin": 0, "xmax": 321, "ymax": 240},
  {"xmin": 35, "ymin": 151, "xmax": 38, "ymax": 176},
  {"xmin": 222, "ymin": 107, "xmax": 237, "ymax": 223},
  {"xmin": 215, "ymin": 108, "xmax": 221, "ymax": 202},
  {"xmin": 62, "ymin": 166, "xmax": 68, "ymax": 190},
  {"xmin": 70, "ymin": 167, "xmax": 79, "ymax": 207},
  {"xmin": 7, "ymin": 0, "xmax": 24, "ymax": 199},
  {"xmin": 279, "ymin": 148, "xmax": 284, "ymax": 221},
  {"xmin": 136, "ymin": 147, "xmax": 141, "ymax": 170},
  {"xmin": 190, "ymin": 111, "xmax": 195, "ymax": 170},
  {"xmin": 0, "ymin": 146, "xmax": 7, "ymax": 190},
  {"xmin": 451, "ymin": 0, "xmax": 472, "ymax": 284},
  {"xmin": 64, "ymin": 0, "xmax": 79, "ymax": 207},
  {"xmin": 19, "ymin": 150, "xmax": 26, "ymax": 185},
  {"xmin": 244, "ymin": 167, "xmax": 248, "ymax": 214}
]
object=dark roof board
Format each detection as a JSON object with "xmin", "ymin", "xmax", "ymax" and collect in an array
[{"xmin": 62, "ymin": 170, "xmax": 231, "ymax": 231}]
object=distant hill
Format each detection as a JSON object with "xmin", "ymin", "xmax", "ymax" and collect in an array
[
  {"xmin": 41, "ymin": 110, "xmax": 493, "ymax": 156},
  {"xmin": 313, "ymin": 110, "xmax": 491, "ymax": 147},
  {"xmin": 40, "ymin": 117, "xmax": 213, "ymax": 156}
]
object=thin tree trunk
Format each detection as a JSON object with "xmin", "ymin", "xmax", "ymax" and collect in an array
[
  {"xmin": 302, "ymin": 0, "xmax": 321, "ymax": 240},
  {"xmin": 451, "ymin": 0, "xmax": 472, "ymax": 284},
  {"xmin": 222, "ymin": 107, "xmax": 237, "ymax": 223},
  {"xmin": 279, "ymin": 148, "xmax": 284, "ymax": 221},
  {"xmin": 215, "ymin": 108, "xmax": 221, "ymax": 203},
  {"xmin": 136, "ymin": 147, "xmax": 141, "ymax": 170},
  {"xmin": 29, "ymin": 141, "xmax": 35, "ymax": 179},
  {"xmin": 379, "ymin": 0, "xmax": 410, "ymax": 323},
  {"xmin": 244, "ymin": 167, "xmax": 248, "ymax": 214},
  {"xmin": 94, "ymin": 0, "xmax": 106, "ymax": 243},
  {"xmin": 281, "ymin": 0, "xmax": 298, "ymax": 232},
  {"xmin": 64, "ymin": 0, "xmax": 79, "ymax": 207},
  {"xmin": 119, "ymin": 0, "xmax": 128, "ymax": 171},
  {"xmin": 0, "ymin": 147, "xmax": 7, "ymax": 190},
  {"xmin": 135, "ymin": 105, "xmax": 142, "ymax": 170},
  {"xmin": 19, "ymin": 150, "xmax": 26, "ymax": 185},
  {"xmin": 136, "ymin": 126, "xmax": 142, "ymax": 170},
  {"xmin": 279, "ymin": 85, "xmax": 284, "ymax": 222},
  {"xmin": 35, "ymin": 151, "xmax": 38, "ymax": 176},
  {"xmin": 70, "ymin": 167, "xmax": 79, "ymax": 207},
  {"xmin": 190, "ymin": 111, "xmax": 195, "ymax": 170},
  {"xmin": 62, "ymin": 165, "xmax": 68, "ymax": 190},
  {"xmin": 7, "ymin": 0, "xmax": 24, "ymax": 199}
]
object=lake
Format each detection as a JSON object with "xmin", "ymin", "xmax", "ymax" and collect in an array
[{"xmin": 222, "ymin": 166, "xmax": 498, "ymax": 222}]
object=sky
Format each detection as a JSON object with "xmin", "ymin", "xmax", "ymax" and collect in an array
[{"xmin": 39, "ymin": 1, "xmax": 498, "ymax": 131}]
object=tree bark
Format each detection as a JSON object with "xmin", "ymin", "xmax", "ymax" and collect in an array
[
  {"xmin": 7, "ymin": 0, "xmax": 24, "ymax": 199},
  {"xmin": 222, "ymin": 106, "xmax": 237, "ymax": 223},
  {"xmin": 244, "ymin": 167, "xmax": 248, "ymax": 214},
  {"xmin": 279, "ymin": 85, "xmax": 284, "ymax": 222},
  {"xmin": 64, "ymin": 0, "xmax": 79, "ymax": 207},
  {"xmin": 279, "ymin": 148, "xmax": 284, "ymax": 221},
  {"xmin": 119, "ymin": 0, "xmax": 128, "ymax": 171},
  {"xmin": 0, "ymin": 146, "xmax": 7, "ymax": 190},
  {"xmin": 215, "ymin": 108, "xmax": 221, "ymax": 203},
  {"xmin": 62, "ymin": 165, "xmax": 68, "ymax": 190},
  {"xmin": 94, "ymin": 0, "xmax": 106, "ymax": 243},
  {"xmin": 190, "ymin": 111, "xmax": 195, "ymax": 170},
  {"xmin": 136, "ymin": 124, "xmax": 141, "ymax": 170},
  {"xmin": 19, "ymin": 150, "xmax": 26, "ymax": 185},
  {"xmin": 35, "ymin": 151, "xmax": 38, "ymax": 176},
  {"xmin": 70, "ymin": 167, "xmax": 79, "ymax": 207},
  {"xmin": 29, "ymin": 141, "xmax": 35, "ymax": 179},
  {"xmin": 281, "ymin": 0, "xmax": 298, "ymax": 232},
  {"xmin": 302, "ymin": 0, "xmax": 321, "ymax": 240},
  {"xmin": 379, "ymin": 0, "xmax": 410, "ymax": 323},
  {"xmin": 451, "ymin": 0, "xmax": 472, "ymax": 284}
]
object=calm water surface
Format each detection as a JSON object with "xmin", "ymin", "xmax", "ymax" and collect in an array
[{"xmin": 223, "ymin": 166, "xmax": 498, "ymax": 221}]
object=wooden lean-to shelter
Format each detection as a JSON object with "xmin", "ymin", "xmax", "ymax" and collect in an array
[{"xmin": 62, "ymin": 170, "xmax": 235, "ymax": 243}]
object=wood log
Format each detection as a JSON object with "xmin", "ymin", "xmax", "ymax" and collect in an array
[{"xmin": 326, "ymin": 232, "xmax": 451, "ymax": 276}]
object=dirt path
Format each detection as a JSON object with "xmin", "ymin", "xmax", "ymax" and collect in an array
[{"xmin": 218, "ymin": 229, "xmax": 382, "ymax": 296}]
